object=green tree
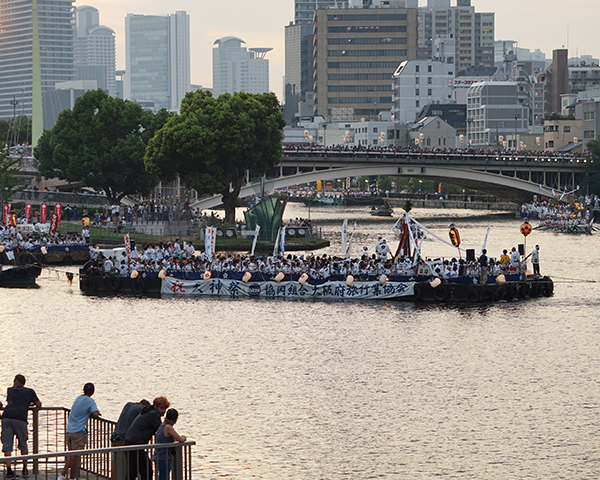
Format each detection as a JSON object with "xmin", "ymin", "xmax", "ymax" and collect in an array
[
  {"xmin": 34, "ymin": 89, "xmax": 170, "ymax": 204},
  {"xmin": 584, "ymin": 138, "xmax": 600, "ymax": 195},
  {"xmin": 0, "ymin": 151, "xmax": 28, "ymax": 204},
  {"xmin": 145, "ymin": 90, "xmax": 285, "ymax": 224},
  {"xmin": 0, "ymin": 116, "xmax": 32, "ymax": 147}
]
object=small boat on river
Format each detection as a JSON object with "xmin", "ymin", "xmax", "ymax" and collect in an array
[
  {"xmin": 370, "ymin": 201, "xmax": 394, "ymax": 217},
  {"xmin": 0, "ymin": 265, "xmax": 42, "ymax": 287}
]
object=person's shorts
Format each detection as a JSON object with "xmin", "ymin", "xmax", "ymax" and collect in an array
[
  {"xmin": 66, "ymin": 431, "xmax": 87, "ymax": 450},
  {"xmin": 1, "ymin": 418, "xmax": 28, "ymax": 452}
]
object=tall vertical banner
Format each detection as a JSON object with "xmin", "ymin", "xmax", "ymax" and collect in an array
[
  {"xmin": 124, "ymin": 234, "xmax": 131, "ymax": 258},
  {"xmin": 40, "ymin": 203, "xmax": 47, "ymax": 223},
  {"xmin": 55, "ymin": 203, "xmax": 62, "ymax": 222},
  {"xmin": 341, "ymin": 219, "xmax": 348, "ymax": 257},
  {"xmin": 250, "ymin": 225, "xmax": 261, "ymax": 257},
  {"xmin": 49, "ymin": 211, "xmax": 58, "ymax": 234},
  {"xmin": 2, "ymin": 203, "xmax": 11, "ymax": 225},
  {"xmin": 272, "ymin": 227, "xmax": 281, "ymax": 257},
  {"xmin": 280, "ymin": 226, "xmax": 286, "ymax": 256},
  {"xmin": 205, "ymin": 227, "xmax": 216, "ymax": 261},
  {"xmin": 25, "ymin": 203, "xmax": 32, "ymax": 223}
]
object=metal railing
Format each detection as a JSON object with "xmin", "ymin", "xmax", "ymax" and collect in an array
[{"xmin": 2, "ymin": 407, "xmax": 194, "ymax": 480}]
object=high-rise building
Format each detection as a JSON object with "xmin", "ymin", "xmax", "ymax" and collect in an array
[
  {"xmin": 313, "ymin": 7, "xmax": 418, "ymax": 120},
  {"xmin": 74, "ymin": 6, "xmax": 116, "ymax": 97},
  {"xmin": 0, "ymin": 0, "xmax": 75, "ymax": 130},
  {"xmin": 417, "ymin": 0, "xmax": 494, "ymax": 74},
  {"xmin": 124, "ymin": 11, "xmax": 191, "ymax": 111},
  {"xmin": 212, "ymin": 37, "xmax": 271, "ymax": 97}
]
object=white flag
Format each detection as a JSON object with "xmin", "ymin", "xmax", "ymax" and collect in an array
[
  {"xmin": 273, "ymin": 227, "xmax": 281, "ymax": 257},
  {"xmin": 341, "ymin": 219, "xmax": 348, "ymax": 256},
  {"xmin": 250, "ymin": 225, "xmax": 261, "ymax": 257},
  {"xmin": 205, "ymin": 227, "xmax": 216, "ymax": 261},
  {"xmin": 280, "ymin": 226, "xmax": 286, "ymax": 256}
]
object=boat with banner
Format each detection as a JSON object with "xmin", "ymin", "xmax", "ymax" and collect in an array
[{"xmin": 79, "ymin": 213, "xmax": 553, "ymax": 303}]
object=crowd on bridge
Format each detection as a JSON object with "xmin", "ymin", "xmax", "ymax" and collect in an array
[{"xmin": 283, "ymin": 143, "xmax": 588, "ymax": 161}]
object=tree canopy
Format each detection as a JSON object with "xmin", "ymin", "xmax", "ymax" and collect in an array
[
  {"xmin": 0, "ymin": 151, "xmax": 28, "ymax": 205},
  {"xmin": 584, "ymin": 137, "xmax": 600, "ymax": 195},
  {"xmin": 34, "ymin": 89, "xmax": 171, "ymax": 203},
  {"xmin": 145, "ymin": 90, "xmax": 285, "ymax": 223}
]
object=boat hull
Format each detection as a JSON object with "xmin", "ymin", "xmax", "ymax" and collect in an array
[
  {"xmin": 79, "ymin": 270, "xmax": 553, "ymax": 303},
  {"xmin": 0, "ymin": 265, "xmax": 42, "ymax": 287}
]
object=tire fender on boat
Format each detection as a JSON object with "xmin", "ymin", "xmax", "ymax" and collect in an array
[
  {"xmin": 412, "ymin": 284, "xmax": 423, "ymax": 301},
  {"xmin": 81, "ymin": 277, "xmax": 97, "ymax": 293},
  {"xmin": 465, "ymin": 287, "xmax": 479, "ymax": 303},
  {"xmin": 479, "ymin": 288, "xmax": 493, "ymax": 303},
  {"xmin": 132, "ymin": 278, "xmax": 146, "ymax": 294},
  {"xmin": 107, "ymin": 275, "xmax": 122, "ymax": 292},
  {"xmin": 504, "ymin": 283, "xmax": 517, "ymax": 300},
  {"xmin": 431, "ymin": 284, "xmax": 449, "ymax": 302},
  {"xmin": 63, "ymin": 255, "xmax": 73, "ymax": 265}
]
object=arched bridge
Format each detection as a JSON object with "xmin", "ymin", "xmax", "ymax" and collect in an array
[{"xmin": 192, "ymin": 149, "xmax": 589, "ymax": 210}]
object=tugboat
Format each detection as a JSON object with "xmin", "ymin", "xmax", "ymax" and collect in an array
[{"xmin": 370, "ymin": 201, "xmax": 394, "ymax": 217}]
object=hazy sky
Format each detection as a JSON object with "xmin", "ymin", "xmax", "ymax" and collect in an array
[{"xmin": 88, "ymin": 0, "xmax": 600, "ymax": 101}]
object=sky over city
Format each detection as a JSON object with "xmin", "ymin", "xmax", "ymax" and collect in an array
[{"xmin": 89, "ymin": 0, "xmax": 600, "ymax": 101}]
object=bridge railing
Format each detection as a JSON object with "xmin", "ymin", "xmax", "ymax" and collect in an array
[{"xmin": 2, "ymin": 407, "xmax": 195, "ymax": 480}]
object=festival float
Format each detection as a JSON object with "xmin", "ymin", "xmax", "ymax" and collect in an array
[{"xmin": 79, "ymin": 214, "xmax": 554, "ymax": 303}]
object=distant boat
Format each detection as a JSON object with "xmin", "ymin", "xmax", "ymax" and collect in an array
[
  {"xmin": 370, "ymin": 201, "xmax": 394, "ymax": 217},
  {"xmin": 0, "ymin": 265, "xmax": 42, "ymax": 288},
  {"xmin": 303, "ymin": 194, "xmax": 345, "ymax": 206}
]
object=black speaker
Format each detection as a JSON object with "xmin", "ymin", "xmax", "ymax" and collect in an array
[
  {"xmin": 466, "ymin": 249, "xmax": 475, "ymax": 261},
  {"xmin": 518, "ymin": 244, "xmax": 525, "ymax": 255}
]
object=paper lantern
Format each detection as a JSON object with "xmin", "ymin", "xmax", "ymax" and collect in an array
[
  {"xmin": 379, "ymin": 274, "xmax": 388, "ymax": 285},
  {"xmin": 520, "ymin": 221, "xmax": 532, "ymax": 236},
  {"xmin": 130, "ymin": 270, "xmax": 139, "ymax": 279},
  {"xmin": 242, "ymin": 272, "xmax": 252, "ymax": 283},
  {"xmin": 430, "ymin": 277, "xmax": 442, "ymax": 288},
  {"xmin": 81, "ymin": 217, "xmax": 90, "ymax": 227},
  {"xmin": 298, "ymin": 273, "xmax": 309, "ymax": 285},
  {"xmin": 158, "ymin": 269, "xmax": 167, "ymax": 279},
  {"xmin": 40, "ymin": 246, "xmax": 47, "ymax": 255},
  {"xmin": 496, "ymin": 274, "xmax": 506, "ymax": 283},
  {"xmin": 203, "ymin": 271, "xmax": 212, "ymax": 280},
  {"xmin": 275, "ymin": 272, "xmax": 285, "ymax": 282},
  {"xmin": 0, "ymin": 245, "xmax": 4, "ymax": 253},
  {"xmin": 345, "ymin": 275, "xmax": 354, "ymax": 287}
]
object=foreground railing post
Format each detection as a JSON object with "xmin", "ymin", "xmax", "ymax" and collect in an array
[
  {"xmin": 172, "ymin": 446, "xmax": 183, "ymax": 480},
  {"xmin": 32, "ymin": 408, "xmax": 39, "ymax": 474}
]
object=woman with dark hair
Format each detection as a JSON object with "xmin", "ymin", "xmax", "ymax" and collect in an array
[{"xmin": 153, "ymin": 409, "xmax": 187, "ymax": 480}]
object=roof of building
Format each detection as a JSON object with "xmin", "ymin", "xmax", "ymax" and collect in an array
[{"xmin": 214, "ymin": 36, "xmax": 245, "ymax": 46}]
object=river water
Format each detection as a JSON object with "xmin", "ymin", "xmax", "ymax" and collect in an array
[{"xmin": 1, "ymin": 204, "xmax": 599, "ymax": 479}]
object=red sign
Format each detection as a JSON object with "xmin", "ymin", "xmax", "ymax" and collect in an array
[
  {"xmin": 40, "ymin": 203, "xmax": 47, "ymax": 223},
  {"xmin": 2, "ymin": 203, "xmax": 10, "ymax": 225},
  {"xmin": 55, "ymin": 203, "xmax": 62, "ymax": 222},
  {"xmin": 25, "ymin": 203, "xmax": 32, "ymax": 223}
]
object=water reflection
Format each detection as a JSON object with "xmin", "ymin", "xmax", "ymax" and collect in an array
[{"xmin": 1, "ymin": 207, "xmax": 599, "ymax": 478}]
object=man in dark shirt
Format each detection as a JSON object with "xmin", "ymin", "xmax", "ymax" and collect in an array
[
  {"xmin": 124, "ymin": 397, "xmax": 170, "ymax": 480},
  {"xmin": 111, "ymin": 400, "xmax": 150, "ymax": 480},
  {"xmin": 479, "ymin": 249, "xmax": 489, "ymax": 284},
  {"xmin": 1, "ymin": 375, "xmax": 42, "ymax": 479}
]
